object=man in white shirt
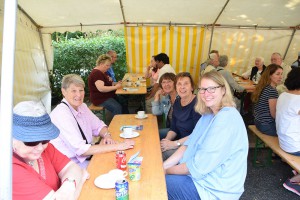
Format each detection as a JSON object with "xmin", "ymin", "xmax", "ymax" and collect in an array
[
  {"xmin": 146, "ymin": 53, "xmax": 175, "ymax": 113},
  {"xmin": 271, "ymin": 52, "xmax": 291, "ymax": 94}
]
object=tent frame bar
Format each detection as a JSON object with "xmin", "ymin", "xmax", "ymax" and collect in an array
[
  {"xmin": 283, "ymin": 25, "xmax": 299, "ymax": 60},
  {"xmin": 119, "ymin": 0, "xmax": 127, "ymax": 24},
  {"xmin": 40, "ymin": 22, "xmax": 300, "ymax": 30},
  {"xmin": 209, "ymin": 0, "xmax": 230, "ymax": 53}
]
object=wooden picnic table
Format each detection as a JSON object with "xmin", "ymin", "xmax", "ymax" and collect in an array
[{"xmin": 78, "ymin": 114, "xmax": 167, "ymax": 200}]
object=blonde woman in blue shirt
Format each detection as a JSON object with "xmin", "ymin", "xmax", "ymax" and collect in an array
[{"xmin": 164, "ymin": 71, "xmax": 248, "ymax": 200}]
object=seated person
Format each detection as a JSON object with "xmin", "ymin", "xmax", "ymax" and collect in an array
[
  {"xmin": 106, "ymin": 50, "xmax": 118, "ymax": 82},
  {"xmin": 151, "ymin": 73, "xmax": 177, "ymax": 139},
  {"xmin": 12, "ymin": 101, "xmax": 89, "ymax": 199},
  {"xmin": 160, "ymin": 72, "xmax": 201, "ymax": 161},
  {"xmin": 200, "ymin": 50, "xmax": 219, "ymax": 73},
  {"xmin": 276, "ymin": 68, "xmax": 300, "ymax": 196},
  {"xmin": 217, "ymin": 55, "xmax": 254, "ymax": 111},
  {"xmin": 51, "ymin": 74, "xmax": 134, "ymax": 169},
  {"xmin": 164, "ymin": 71, "xmax": 248, "ymax": 200},
  {"xmin": 144, "ymin": 55, "xmax": 159, "ymax": 88},
  {"xmin": 201, "ymin": 52, "xmax": 219, "ymax": 75},
  {"xmin": 88, "ymin": 54, "xmax": 128, "ymax": 116},
  {"xmin": 242, "ymin": 57, "xmax": 266, "ymax": 83},
  {"xmin": 251, "ymin": 64, "xmax": 283, "ymax": 136},
  {"xmin": 291, "ymin": 52, "xmax": 300, "ymax": 68}
]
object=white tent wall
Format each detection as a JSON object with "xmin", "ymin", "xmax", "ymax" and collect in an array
[
  {"xmin": 12, "ymin": 9, "xmax": 51, "ymax": 110},
  {"xmin": 203, "ymin": 28, "xmax": 299, "ymax": 74}
]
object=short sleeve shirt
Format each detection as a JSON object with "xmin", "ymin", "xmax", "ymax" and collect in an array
[
  {"xmin": 13, "ymin": 144, "xmax": 70, "ymax": 200},
  {"xmin": 254, "ymin": 85, "xmax": 278, "ymax": 124},
  {"xmin": 88, "ymin": 69, "xmax": 116, "ymax": 105}
]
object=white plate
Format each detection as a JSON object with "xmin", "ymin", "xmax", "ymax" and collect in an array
[
  {"xmin": 135, "ymin": 114, "xmax": 148, "ymax": 119},
  {"xmin": 94, "ymin": 174, "xmax": 116, "ymax": 189},
  {"xmin": 120, "ymin": 131, "xmax": 140, "ymax": 139}
]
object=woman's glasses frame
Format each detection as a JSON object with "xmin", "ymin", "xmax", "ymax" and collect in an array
[{"xmin": 197, "ymin": 86, "xmax": 223, "ymax": 94}]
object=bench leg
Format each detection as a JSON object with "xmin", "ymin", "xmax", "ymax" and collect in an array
[{"xmin": 253, "ymin": 136, "xmax": 273, "ymax": 167}]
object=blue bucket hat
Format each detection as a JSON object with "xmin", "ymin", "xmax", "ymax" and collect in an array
[{"xmin": 13, "ymin": 113, "xmax": 60, "ymax": 142}]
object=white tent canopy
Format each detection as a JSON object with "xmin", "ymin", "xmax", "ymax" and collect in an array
[{"xmin": 18, "ymin": 0, "xmax": 300, "ymax": 29}]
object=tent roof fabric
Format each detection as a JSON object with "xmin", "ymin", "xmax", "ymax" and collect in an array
[{"xmin": 17, "ymin": 0, "xmax": 300, "ymax": 32}]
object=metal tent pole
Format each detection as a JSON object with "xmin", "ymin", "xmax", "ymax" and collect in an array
[{"xmin": 0, "ymin": 0, "xmax": 17, "ymax": 199}]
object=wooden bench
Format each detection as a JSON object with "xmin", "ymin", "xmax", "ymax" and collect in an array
[
  {"xmin": 248, "ymin": 125, "xmax": 300, "ymax": 173},
  {"xmin": 88, "ymin": 104, "xmax": 106, "ymax": 124}
]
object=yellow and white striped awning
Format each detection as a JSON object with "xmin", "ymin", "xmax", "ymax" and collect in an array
[{"xmin": 125, "ymin": 26, "xmax": 206, "ymax": 83}]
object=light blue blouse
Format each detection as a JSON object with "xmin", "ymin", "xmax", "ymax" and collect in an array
[{"xmin": 181, "ymin": 107, "xmax": 248, "ymax": 200}]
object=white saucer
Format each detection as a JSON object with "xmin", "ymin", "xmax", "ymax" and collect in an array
[
  {"xmin": 135, "ymin": 114, "xmax": 148, "ymax": 119},
  {"xmin": 120, "ymin": 131, "xmax": 140, "ymax": 139},
  {"xmin": 94, "ymin": 174, "xmax": 116, "ymax": 189}
]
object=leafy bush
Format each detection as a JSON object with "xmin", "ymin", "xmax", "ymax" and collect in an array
[{"xmin": 51, "ymin": 30, "xmax": 127, "ymax": 104}]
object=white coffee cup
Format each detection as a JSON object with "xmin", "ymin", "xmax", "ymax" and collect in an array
[
  {"xmin": 108, "ymin": 169, "xmax": 128, "ymax": 180},
  {"xmin": 123, "ymin": 127, "xmax": 133, "ymax": 137},
  {"xmin": 126, "ymin": 82, "xmax": 132, "ymax": 87},
  {"xmin": 137, "ymin": 111, "xmax": 145, "ymax": 118}
]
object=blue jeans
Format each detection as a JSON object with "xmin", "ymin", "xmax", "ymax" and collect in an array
[
  {"xmin": 100, "ymin": 98, "xmax": 122, "ymax": 116},
  {"xmin": 166, "ymin": 175, "xmax": 201, "ymax": 200},
  {"xmin": 254, "ymin": 120, "xmax": 277, "ymax": 136},
  {"xmin": 289, "ymin": 151, "xmax": 300, "ymax": 156}
]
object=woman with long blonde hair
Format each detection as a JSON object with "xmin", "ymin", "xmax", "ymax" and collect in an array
[
  {"xmin": 164, "ymin": 71, "xmax": 248, "ymax": 200},
  {"xmin": 251, "ymin": 64, "xmax": 283, "ymax": 136}
]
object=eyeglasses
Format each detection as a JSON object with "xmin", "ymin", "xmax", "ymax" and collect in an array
[
  {"xmin": 198, "ymin": 86, "xmax": 223, "ymax": 94},
  {"xmin": 23, "ymin": 140, "xmax": 50, "ymax": 147}
]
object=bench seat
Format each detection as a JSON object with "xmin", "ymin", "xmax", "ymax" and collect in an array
[{"xmin": 248, "ymin": 125, "xmax": 300, "ymax": 173}]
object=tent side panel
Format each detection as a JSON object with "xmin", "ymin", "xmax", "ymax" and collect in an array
[{"xmin": 13, "ymin": 9, "xmax": 51, "ymax": 111}]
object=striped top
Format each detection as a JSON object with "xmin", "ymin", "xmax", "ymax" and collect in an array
[{"xmin": 254, "ymin": 85, "xmax": 278, "ymax": 124}]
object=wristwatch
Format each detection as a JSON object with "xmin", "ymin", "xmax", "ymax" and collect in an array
[
  {"xmin": 176, "ymin": 140, "xmax": 181, "ymax": 146},
  {"xmin": 63, "ymin": 178, "xmax": 76, "ymax": 188}
]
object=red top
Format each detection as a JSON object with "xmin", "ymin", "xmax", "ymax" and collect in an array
[
  {"xmin": 13, "ymin": 143, "xmax": 70, "ymax": 200},
  {"xmin": 88, "ymin": 68, "xmax": 116, "ymax": 105}
]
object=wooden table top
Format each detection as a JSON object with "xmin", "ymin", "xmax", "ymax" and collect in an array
[
  {"xmin": 232, "ymin": 73, "xmax": 256, "ymax": 93},
  {"xmin": 116, "ymin": 73, "xmax": 147, "ymax": 95},
  {"xmin": 78, "ymin": 114, "xmax": 167, "ymax": 200}
]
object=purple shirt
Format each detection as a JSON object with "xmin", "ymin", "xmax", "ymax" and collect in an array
[{"xmin": 50, "ymin": 99, "xmax": 106, "ymax": 167}]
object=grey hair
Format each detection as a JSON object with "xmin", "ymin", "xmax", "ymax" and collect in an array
[
  {"xmin": 219, "ymin": 55, "xmax": 228, "ymax": 67},
  {"xmin": 256, "ymin": 57, "xmax": 264, "ymax": 63},
  {"xmin": 272, "ymin": 52, "xmax": 282, "ymax": 58},
  {"xmin": 61, "ymin": 74, "xmax": 85, "ymax": 89},
  {"xmin": 13, "ymin": 101, "xmax": 47, "ymax": 117}
]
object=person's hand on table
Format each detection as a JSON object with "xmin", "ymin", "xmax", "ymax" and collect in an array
[
  {"xmin": 101, "ymin": 136, "xmax": 116, "ymax": 145},
  {"xmin": 115, "ymin": 81, "xmax": 122, "ymax": 89},
  {"xmin": 117, "ymin": 139, "xmax": 135, "ymax": 150},
  {"xmin": 161, "ymin": 139, "xmax": 177, "ymax": 152}
]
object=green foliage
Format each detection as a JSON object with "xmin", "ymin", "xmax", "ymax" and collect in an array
[{"xmin": 51, "ymin": 30, "xmax": 127, "ymax": 103}]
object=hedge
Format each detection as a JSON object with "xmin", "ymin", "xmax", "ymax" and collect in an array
[{"xmin": 51, "ymin": 30, "xmax": 127, "ymax": 104}]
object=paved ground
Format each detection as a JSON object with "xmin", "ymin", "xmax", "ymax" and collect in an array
[{"xmin": 241, "ymin": 148, "xmax": 299, "ymax": 200}]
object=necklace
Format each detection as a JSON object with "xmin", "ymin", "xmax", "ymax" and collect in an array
[{"xmin": 27, "ymin": 160, "xmax": 34, "ymax": 167}]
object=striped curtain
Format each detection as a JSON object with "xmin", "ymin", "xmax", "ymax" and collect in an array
[{"xmin": 125, "ymin": 26, "xmax": 206, "ymax": 83}]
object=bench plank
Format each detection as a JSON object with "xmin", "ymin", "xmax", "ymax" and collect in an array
[{"xmin": 249, "ymin": 125, "xmax": 300, "ymax": 173}]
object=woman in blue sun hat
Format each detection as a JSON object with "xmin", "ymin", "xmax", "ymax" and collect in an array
[{"xmin": 12, "ymin": 101, "xmax": 89, "ymax": 200}]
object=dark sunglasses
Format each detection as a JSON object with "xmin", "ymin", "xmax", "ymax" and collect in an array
[{"xmin": 23, "ymin": 140, "xmax": 50, "ymax": 147}]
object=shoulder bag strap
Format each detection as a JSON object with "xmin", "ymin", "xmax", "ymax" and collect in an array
[{"xmin": 61, "ymin": 101, "xmax": 88, "ymax": 144}]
